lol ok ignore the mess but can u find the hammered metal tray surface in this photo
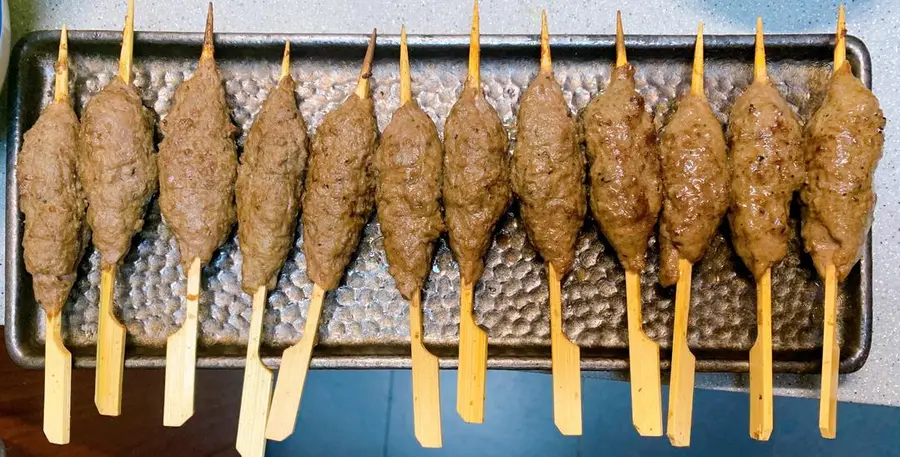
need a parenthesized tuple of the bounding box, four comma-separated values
(6, 31, 872, 372)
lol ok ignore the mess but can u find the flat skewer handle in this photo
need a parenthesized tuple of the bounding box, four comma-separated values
(548, 263, 582, 436)
(749, 268, 773, 440)
(667, 259, 696, 447)
(95, 265, 126, 416)
(410, 290, 443, 447)
(624, 270, 662, 436)
(236, 287, 274, 457)
(44, 312, 72, 445)
(457, 279, 488, 423)
(819, 264, 839, 438)
(163, 258, 202, 427)
(264, 284, 325, 441)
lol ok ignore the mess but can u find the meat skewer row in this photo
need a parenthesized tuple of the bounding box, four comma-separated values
(662, 23, 729, 447)
(234, 41, 309, 457)
(19, 26, 87, 445)
(446, 0, 510, 424)
(804, 6, 884, 438)
(513, 11, 586, 436)
(79, 0, 158, 417)
(159, 2, 239, 426)
(727, 17, 804, 441)
(580, 11, 663, 436)
(375, 26, 444, 447)
(265, 30, 379, 442)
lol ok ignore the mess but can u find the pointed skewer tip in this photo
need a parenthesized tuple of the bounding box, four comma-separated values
(615, 10, 627, 67)
(354, 29, 377, 99)
(201, 2, 215, 62)
(468, 0, 481, 87)
(540, 10, 551, 72)
(400, 25, 412, 105)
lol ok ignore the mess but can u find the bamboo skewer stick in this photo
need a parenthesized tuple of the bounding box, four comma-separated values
(747, 18, 774, 441)
(163, 257, 201, 426)
(236, 287, 274, 457)
(667, 26, 704, 447)
(818, 11, 846, 438)
(549, 263, 582, 436)
(819, 264, 839, 438)
(43, 27, 73, 446)
(398, 27, 443, 447)
(94, 2, 138, 417)
(264, 30, 376, 442)
(264, 285, 325, 441)
(615, 11, 663, 437)
(541, 11, 582, 436)
(750, 268, 773, 440)
(667, 258, 696, 447)
(456, 0, 489, 425)
(625, 271, 662, 436)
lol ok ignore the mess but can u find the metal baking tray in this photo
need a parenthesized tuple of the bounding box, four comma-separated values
(6, 30, 872, 373)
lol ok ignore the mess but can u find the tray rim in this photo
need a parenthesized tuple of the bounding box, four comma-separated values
(4, 30, 873, 373)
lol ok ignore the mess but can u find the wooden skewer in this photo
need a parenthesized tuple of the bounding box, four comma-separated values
(625, 271, 663, 436)
(399, 25, 412, 105)
(819, 264, 839, 438)
(410, 290, 443, 447)
(819, 9, 845, 439)
(691, 22, 704, 97)
(264, 285, 325, 441)
(457, 277, 487, 423)
(354, 29, 377, 99)
(615, 13, 663, 436)
(548, 263, 582, 436)
(44, 28, 73, 445)
(750, 268, 773, 440)
(95, 266, 125, 416)
(200, 2, 214, 63)
(834, 4, 846, 74)
(163, 257, 201, 426)
(235, 287, 274, 457)
(398, 27, 443, 447)
(667, 258, 696, 447)
(53, 26, 69, 104)
(539, 10, 551, 73)
(467, 0, 480, 88)
(542, 12, 582, 436)
(265, 35, 376, 441)
(118, 0, 135, 85)
(615, 11, 627, 68)
(456, 0, 489, 425)
(94, 3, 138, 418)
(668, 26, 704, 447)
(279, 41, 291, 82)
(747, 19, 774, 441)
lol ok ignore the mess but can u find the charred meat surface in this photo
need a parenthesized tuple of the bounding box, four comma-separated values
(581, 65, 661, 272)
(658, 93, 729, 286)
(375, 101, 444, 300)
(236, 76, 309, 295)
(79, 78, 158, 268)
(19, 103, 88, 314)
(159, 58, 238, 269)
(728, 81, 804, 280)
(303, 94, 379, 291)
(443, 85, 510, 284)
(512, 71, 586, 277)
(801, 63, 885, 281)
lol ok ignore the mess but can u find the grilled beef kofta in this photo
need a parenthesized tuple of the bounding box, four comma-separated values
(79, 80, 158, 269)
(236, 66, 309, 294)
(303, 90, 379, 291)
(375, 101, 444, 300)
(19, 96, 87, 315)
(158, 53, 238, 269)
(512, 69, 586, 277)
(728, 80, 804, 280)
(801, 62, 885, 281)
(581, 64, 661, 272)
(658, 94, 729, 287)
(443, 83, 510, 285)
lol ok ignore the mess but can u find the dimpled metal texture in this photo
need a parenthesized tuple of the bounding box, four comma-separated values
(7, 32, 869, 371)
